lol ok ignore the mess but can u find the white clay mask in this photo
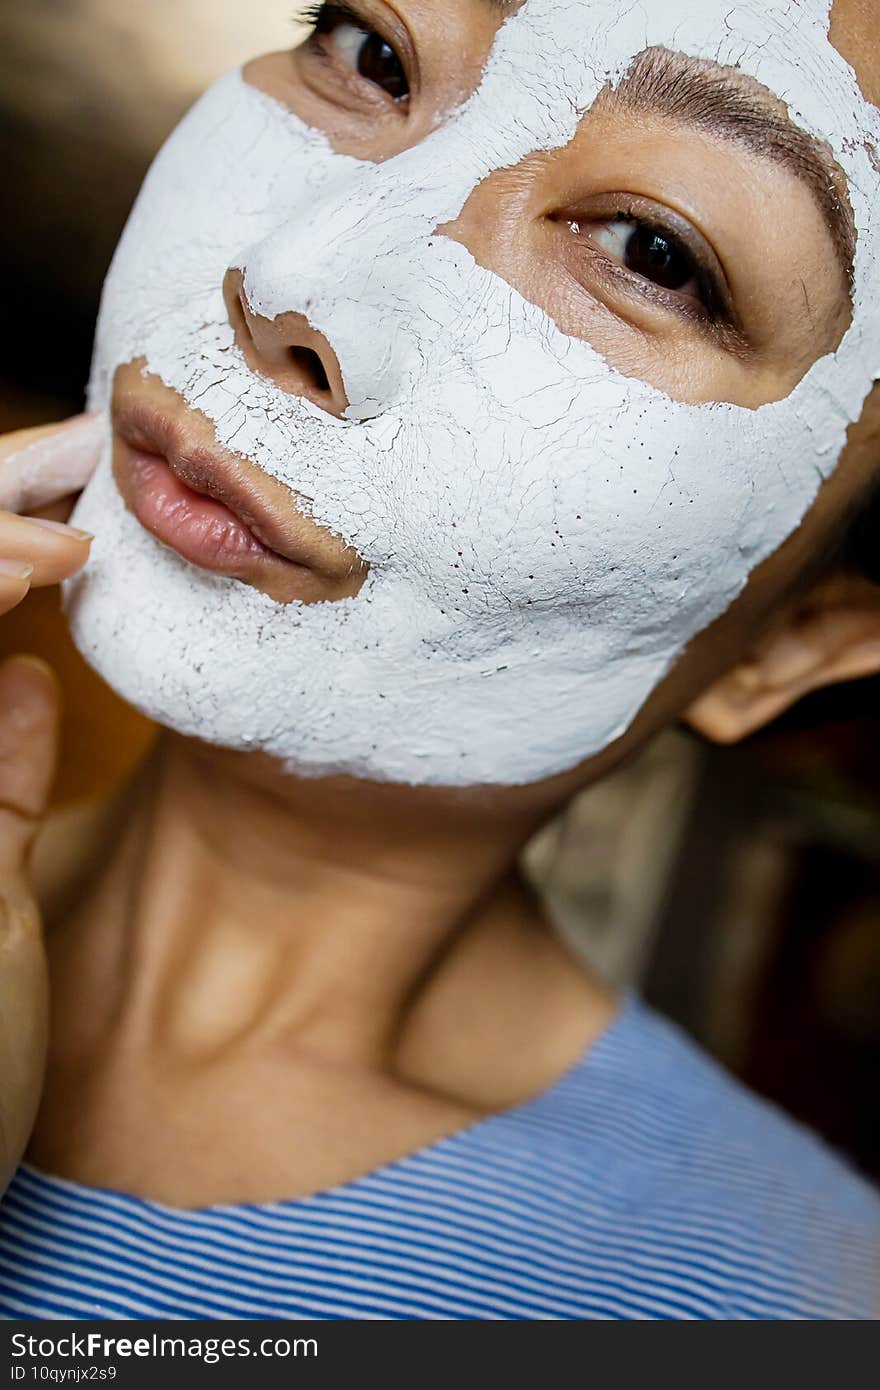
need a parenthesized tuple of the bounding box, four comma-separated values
(67, 0, 880, 786)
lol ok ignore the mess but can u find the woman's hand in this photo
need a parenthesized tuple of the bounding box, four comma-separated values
(0, 415, 102, 1190)
(0, 414, 103, 614)
(0, 655, 59, 1193)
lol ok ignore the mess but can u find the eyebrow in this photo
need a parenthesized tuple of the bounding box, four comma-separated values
(608, 47, 856, 281)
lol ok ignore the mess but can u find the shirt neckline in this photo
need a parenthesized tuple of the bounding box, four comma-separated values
(17, 989, 640, 1219)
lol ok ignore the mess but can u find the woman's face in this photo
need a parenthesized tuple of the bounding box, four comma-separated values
(67, 0, 880, 787)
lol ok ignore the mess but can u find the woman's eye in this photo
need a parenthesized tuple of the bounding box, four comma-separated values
(574, 216, 701, 298)
(309, 3, 409, 102)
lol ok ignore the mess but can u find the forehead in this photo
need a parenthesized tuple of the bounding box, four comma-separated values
(474, 0, 863, 157)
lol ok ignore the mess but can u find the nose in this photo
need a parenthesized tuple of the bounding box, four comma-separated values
(223, 269, 349, 418)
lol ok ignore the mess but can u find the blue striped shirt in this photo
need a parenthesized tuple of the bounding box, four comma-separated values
(1, 992, 877, 1319)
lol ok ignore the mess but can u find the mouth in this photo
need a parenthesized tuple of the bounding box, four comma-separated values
(110, 393, 366, 605)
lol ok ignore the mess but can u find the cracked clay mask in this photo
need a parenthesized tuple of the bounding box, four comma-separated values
(68, 0, 880, 786)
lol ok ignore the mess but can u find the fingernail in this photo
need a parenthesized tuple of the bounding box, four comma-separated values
(0, 560, 34, 582)
(26, 517, 93, 541)
(6, 653, 53, 678)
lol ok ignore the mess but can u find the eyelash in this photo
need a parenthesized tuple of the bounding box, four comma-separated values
(561, 209, 738, 336)
(300, 1, 343, 28)
(299, 2, 410, 104)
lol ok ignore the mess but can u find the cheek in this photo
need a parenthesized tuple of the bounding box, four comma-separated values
(380, 230, 844, 670)
(380, 251, 739, 626)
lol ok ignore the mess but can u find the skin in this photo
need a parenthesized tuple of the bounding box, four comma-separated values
(0, 0, 879, 1207)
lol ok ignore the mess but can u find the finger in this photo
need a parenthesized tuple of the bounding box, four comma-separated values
(0, 511, 92, 587)
(0, 563, 34, 618)
(0, 412, 104, 514)
(0, 656, 60, 874)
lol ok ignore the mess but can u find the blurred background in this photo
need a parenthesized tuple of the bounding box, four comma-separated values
(2, 0, 878, 1181)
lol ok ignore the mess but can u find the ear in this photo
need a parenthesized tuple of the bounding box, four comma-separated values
(684, 573, 880, 744)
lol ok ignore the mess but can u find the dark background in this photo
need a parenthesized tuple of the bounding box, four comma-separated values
(2, 0, 878, 1180)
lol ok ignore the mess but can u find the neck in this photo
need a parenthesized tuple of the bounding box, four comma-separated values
(60, 733, 554, 1070)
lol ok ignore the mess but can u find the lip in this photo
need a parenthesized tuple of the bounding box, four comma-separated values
(111, 396, 365, 603)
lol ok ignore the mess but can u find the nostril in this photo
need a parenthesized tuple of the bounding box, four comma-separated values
(224, 269, 345, 412)
(288, 345, 331, 395)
